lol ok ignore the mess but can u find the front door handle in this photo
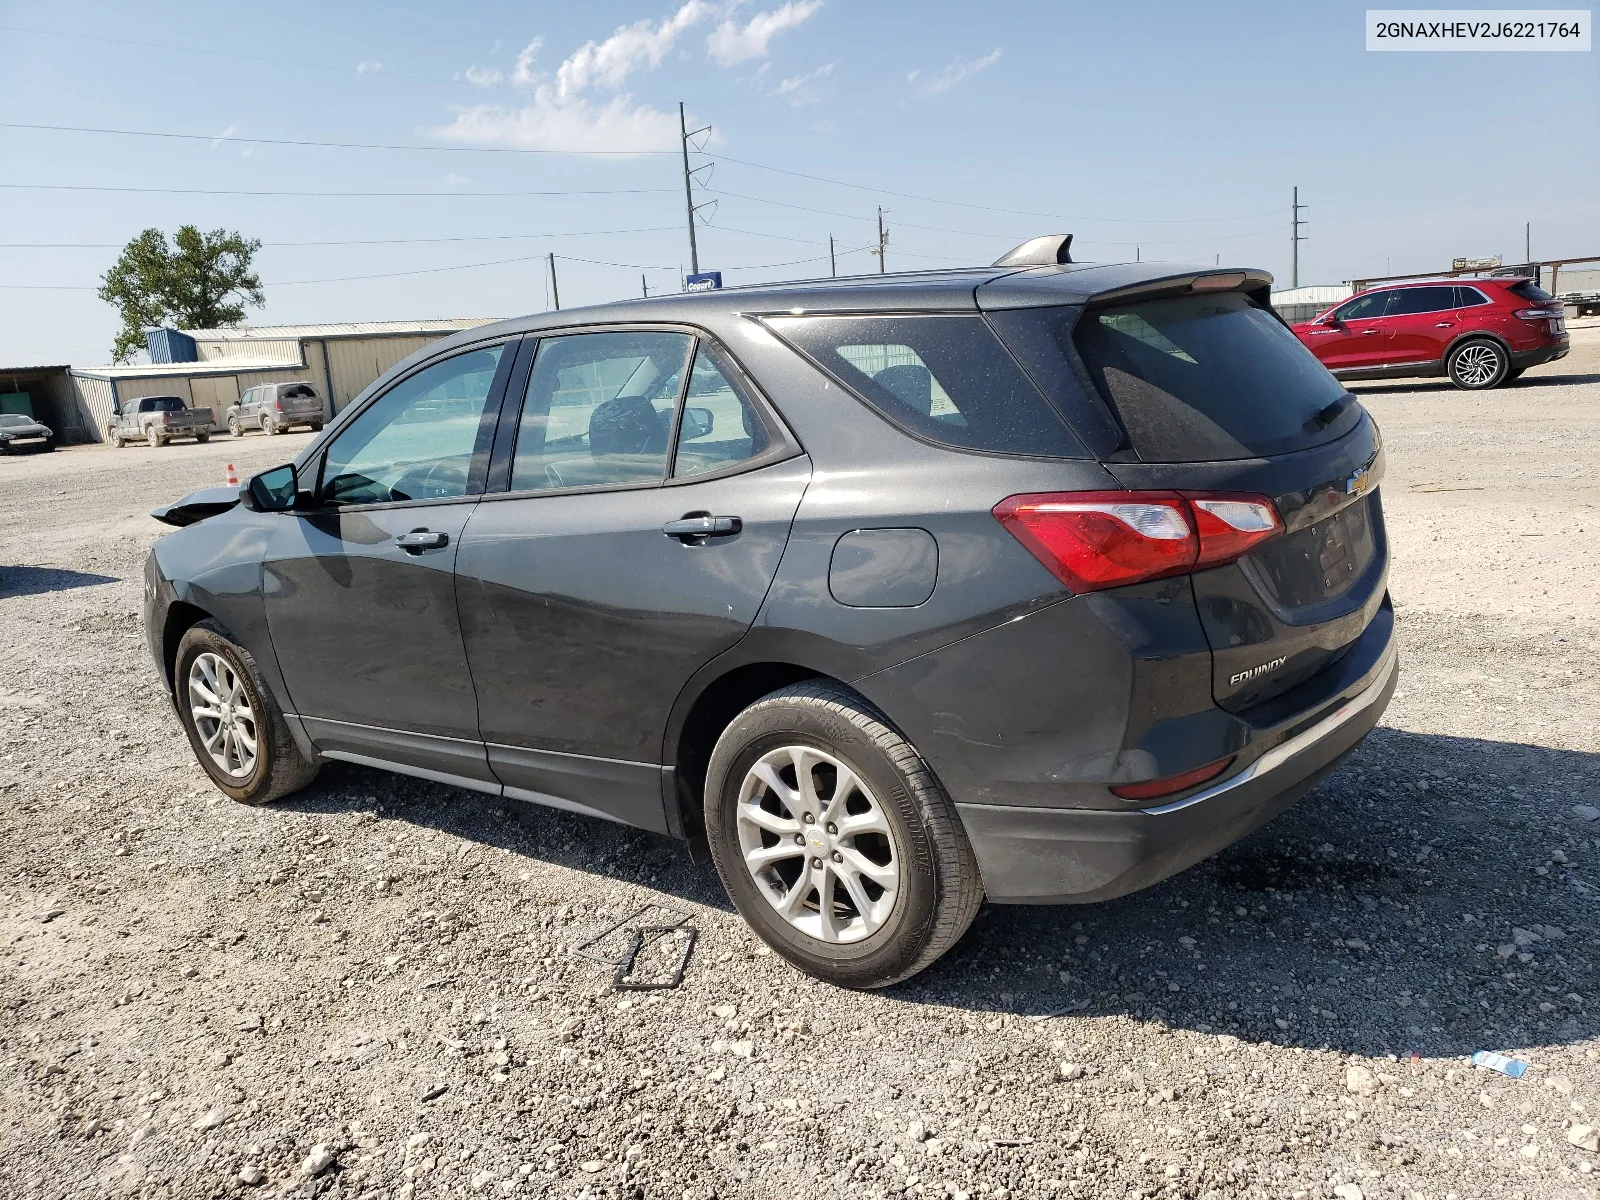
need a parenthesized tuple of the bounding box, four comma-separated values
(1360, 329, 1382, 336)
(396, 529, 449, 552)
(662, 514, 742, 541)
(1434, 321, 1454, 327)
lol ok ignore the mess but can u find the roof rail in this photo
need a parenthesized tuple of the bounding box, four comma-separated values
(993, 234, 1074, 268)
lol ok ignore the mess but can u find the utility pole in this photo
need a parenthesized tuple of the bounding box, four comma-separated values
(641, 274, 649, 299)
(548, 253, 560, 311)
(1525, 221, 1530, 262)
(1291, 186, 1308, 288)
(679, 102, 713, 276)
(829, 234, 836, 278)
(873, 207, 888, 273)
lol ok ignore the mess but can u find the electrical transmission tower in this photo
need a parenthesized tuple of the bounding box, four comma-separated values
(679, 103, 716, 279)
(1291, 187, 1308, 288)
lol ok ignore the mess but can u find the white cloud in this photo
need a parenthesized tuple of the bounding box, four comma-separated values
(209, 123, 237, 151)
(512, 38, 543, 87)
(432, 97, 679, 154)
(441, 172, 472, 187)
(914, 47, 1002, 94)
(555, 2, 710, 99)
(355, 60, 382, 73)
(772, 61, 834, 104)
(708, 0, 822, 65)
(465, 64, 504, 86)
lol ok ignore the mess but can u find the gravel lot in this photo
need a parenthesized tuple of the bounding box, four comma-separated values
(1, 329, 1597, 1200)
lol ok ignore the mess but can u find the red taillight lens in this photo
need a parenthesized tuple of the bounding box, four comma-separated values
(994, 490, 1283, 593)
(1110, 756, 1234, 801)
(1187, 495, 1284, 569)
(1513, 307, 1560, 321)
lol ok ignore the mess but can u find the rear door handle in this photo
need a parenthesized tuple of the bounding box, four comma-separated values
(396, 529, 449, 552)
(662, 515, 742, 541)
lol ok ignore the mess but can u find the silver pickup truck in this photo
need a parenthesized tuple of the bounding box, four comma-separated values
(108, 395, 214, 448)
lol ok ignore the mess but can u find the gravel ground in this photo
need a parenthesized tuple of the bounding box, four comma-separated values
(1, 330, 1597, 1200)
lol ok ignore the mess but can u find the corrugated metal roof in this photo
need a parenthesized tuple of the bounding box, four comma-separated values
(71, 359, 306, 379)
(0, 365, 73, 374)
(1270, 285, 1352, 305)
(184, 319, 499, 341)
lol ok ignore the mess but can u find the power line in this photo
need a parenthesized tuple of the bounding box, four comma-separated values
(0, 182, 674, 199)
(0, 121, 675, 156)
(0, 226, 682, 250)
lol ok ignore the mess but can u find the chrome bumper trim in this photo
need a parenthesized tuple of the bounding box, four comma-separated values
(1141, 646, 1398, 817)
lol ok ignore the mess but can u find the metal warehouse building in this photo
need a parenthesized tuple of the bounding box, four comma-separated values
(67, 318, 496, 443)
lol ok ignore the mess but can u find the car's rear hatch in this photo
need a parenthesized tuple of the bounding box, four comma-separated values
(984, 268, 1388, 713)
(278, 386, 322, 415)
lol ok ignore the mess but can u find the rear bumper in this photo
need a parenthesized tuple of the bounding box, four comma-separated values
(1511, 340, 1568, 370)
(958, 617, 1397, 904)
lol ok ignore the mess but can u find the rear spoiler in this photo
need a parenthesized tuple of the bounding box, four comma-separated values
(1083, 268, 1276, 310)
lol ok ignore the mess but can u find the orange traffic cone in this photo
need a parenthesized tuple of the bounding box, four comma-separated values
(225, 463, 239, 486)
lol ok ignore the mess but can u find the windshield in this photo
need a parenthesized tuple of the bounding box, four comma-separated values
(0, 414, 34, 427)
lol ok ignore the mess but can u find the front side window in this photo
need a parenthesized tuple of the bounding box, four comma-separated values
(511, 331, 692, 492)
(765, 314, 1084, 457)
(673, 343, 771, 478)
(1334, 291, 1394, 321)
(320, 344, 505, 506)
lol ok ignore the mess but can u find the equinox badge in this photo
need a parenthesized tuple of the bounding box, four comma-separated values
(1230, 656, 1287, 686)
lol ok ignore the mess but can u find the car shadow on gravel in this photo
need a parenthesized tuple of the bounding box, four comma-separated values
(1350, 371, 1600, 395)
(896, 726, 1600, 1061)
(272, 727, 1597, 1061)
(0, 565, 120, 598)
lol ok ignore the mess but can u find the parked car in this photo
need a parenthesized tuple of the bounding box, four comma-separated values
(226, 381, 327, 437)
(1291, 277, 1569, 389)
(0, 413, 54, 453)
(108, 395, 213, 447)
(144, 241, 1396, 988)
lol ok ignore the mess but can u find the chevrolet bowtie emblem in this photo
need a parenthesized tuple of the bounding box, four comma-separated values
(1344, 466, 1372, 497)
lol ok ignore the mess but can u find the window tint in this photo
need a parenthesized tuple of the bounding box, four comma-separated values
(511, 331, 691, 492)
(765, 314, 1084, 457)
(1389, 286, 1457, 316)
(673, 343, 771, 478)
(141, 397, 185, 412)
(1454, 286, 1491, 307)
(282, 383, 317, 399)
(321, 345, 505, 506)
(1072, 291, 1356, 462)
(1334, 291, 1394, 321)
(1508, 280, 1554, 303)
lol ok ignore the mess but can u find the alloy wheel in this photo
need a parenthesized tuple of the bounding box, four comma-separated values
(1453, 343, 1503, 387)
(735, 745, 900, 944)
(187, 651, 258, 780)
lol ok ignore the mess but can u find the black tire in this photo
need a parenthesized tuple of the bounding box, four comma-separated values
(108, 425, 124, 448)
(703, 681, 983, 988)
(310, 421, 324, 433)
(229, 417, 243, 438)
(1446, 338, 1509, 390)
(264, 415, 282, 435)
(195, 432, 210, 444)
(174, 619, 320, 805)
(147, 426, 163, 448)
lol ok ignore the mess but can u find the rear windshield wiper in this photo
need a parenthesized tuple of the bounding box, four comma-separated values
(1303, 393, 1354, 433)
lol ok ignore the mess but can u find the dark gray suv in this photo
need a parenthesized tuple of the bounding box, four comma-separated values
(144, 240, 1395, 987)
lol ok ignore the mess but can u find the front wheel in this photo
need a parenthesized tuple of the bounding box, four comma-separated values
(1447, 338, 1509, 390)
(108, 425, 124, 448)
(174, 620, 320, 805)
(703, 681, 983, 988)
(229, 417, 243, 438)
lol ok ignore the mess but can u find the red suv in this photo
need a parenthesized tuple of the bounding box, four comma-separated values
(1291, 277, 1568, 390)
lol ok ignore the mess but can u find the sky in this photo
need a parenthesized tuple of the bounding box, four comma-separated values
(1, 0, 1595, 367)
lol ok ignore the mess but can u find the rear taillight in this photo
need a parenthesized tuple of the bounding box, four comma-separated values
(993, 490, 1284, 594)
(1513, 307, 1561, 321)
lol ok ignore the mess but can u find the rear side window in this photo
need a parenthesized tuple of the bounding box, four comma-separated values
(1389, 286, 1456, 315)
(764, 314, 1086, 457)
(1071, 292, 1356, 462)
(1454, 286, 1491, 307)
(1508, 280, 1554, 303)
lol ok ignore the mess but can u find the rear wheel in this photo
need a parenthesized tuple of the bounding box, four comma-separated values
(1447, 338, 1509, 390)
(703, 681, 983, 988)
(310, 421, 324, 432)
(174, 620, 320, 805)
(195, 432, 210, 444)
(147, 426, 164, 448)
(263, 415, 281, 435)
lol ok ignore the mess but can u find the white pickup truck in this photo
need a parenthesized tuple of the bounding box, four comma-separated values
(108, 395, 214, 448)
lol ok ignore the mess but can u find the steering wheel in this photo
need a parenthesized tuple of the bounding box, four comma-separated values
(390, 460, 467, 501)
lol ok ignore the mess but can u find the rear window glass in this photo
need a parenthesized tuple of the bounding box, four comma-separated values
(281, 384, 317, 399)
(764, 314, 1085, 457)
(1071, 292, 1357, 462)
(141, 397, 185, 412)
(1508, 280, 1554, 303)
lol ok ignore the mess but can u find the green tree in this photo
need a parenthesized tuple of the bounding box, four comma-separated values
(97, 226, 263, 363)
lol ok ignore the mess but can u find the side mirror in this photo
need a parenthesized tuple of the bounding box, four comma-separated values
(681, 406, 715, 441)
(243, 463, 300, 512)
(1316, 313, 1342, 327)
